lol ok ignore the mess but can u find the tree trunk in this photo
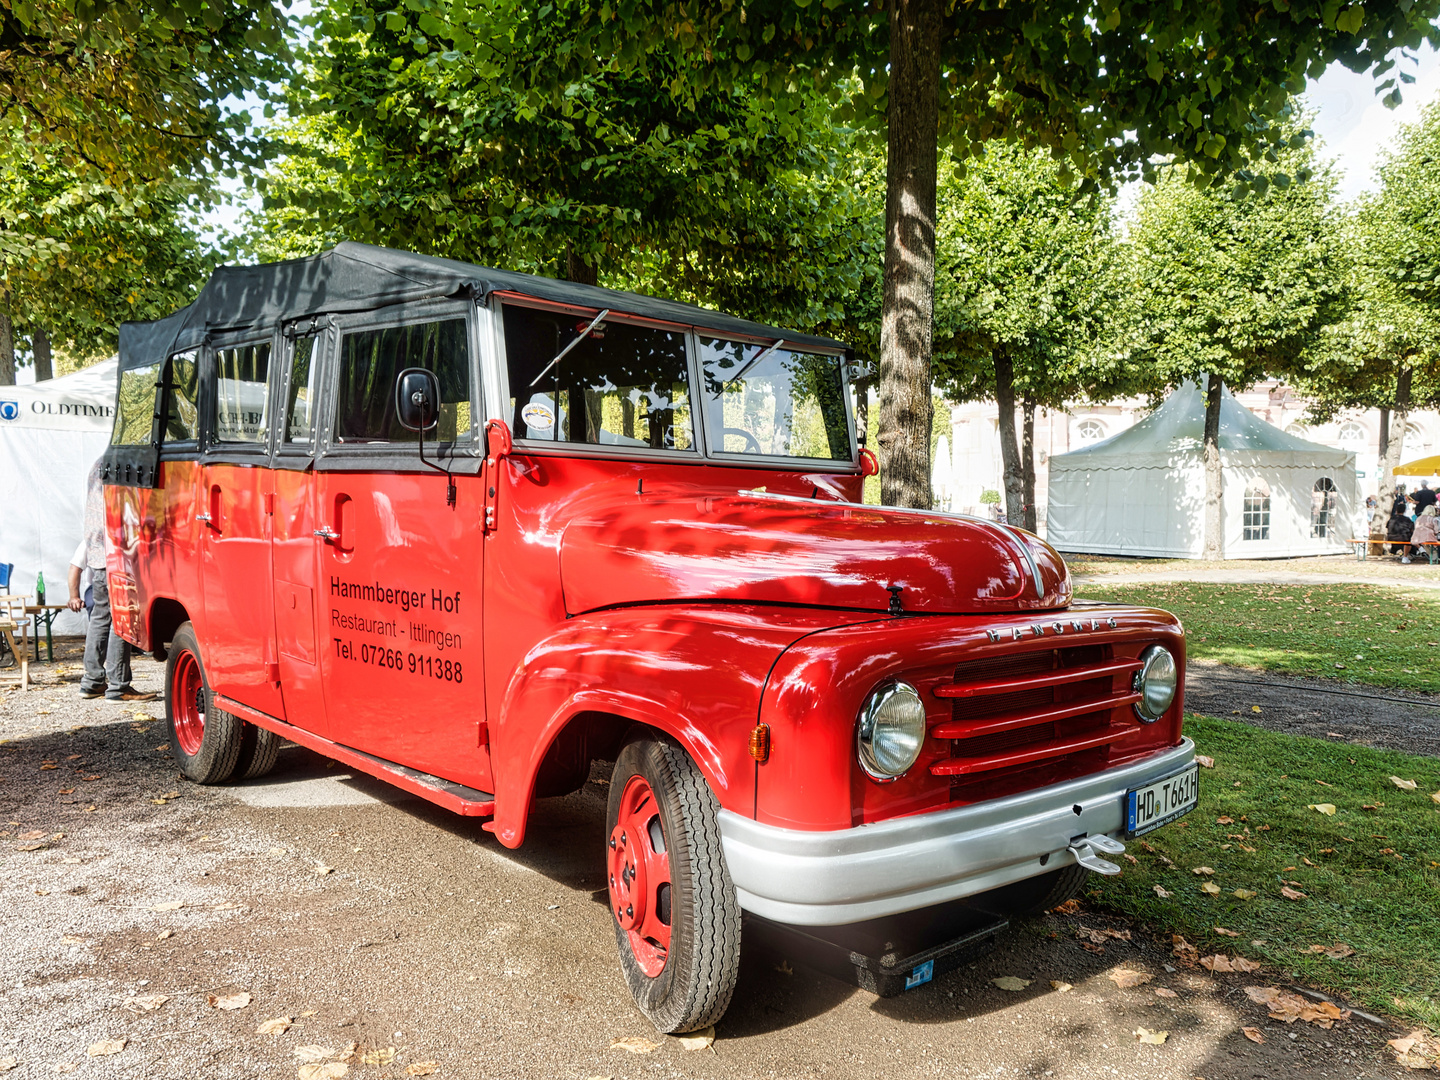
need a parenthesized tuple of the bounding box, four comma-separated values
(564, 245, 598, 287)
(1021, 398, 1037, 532)
(1377, 406, 1392, 508)
(0, 310, 14, 386)
(993, 347, 1024, 525)
(1381, 367, 1412, 507)
(32, 326, 53, 381)
(1202, 374, 1224, 560)
(875, 0, 940, 509)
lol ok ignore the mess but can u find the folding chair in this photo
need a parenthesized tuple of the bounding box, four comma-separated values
(0, 593, 30, 691)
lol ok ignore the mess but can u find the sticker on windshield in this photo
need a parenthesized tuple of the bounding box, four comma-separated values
(521, 402, 555, 432)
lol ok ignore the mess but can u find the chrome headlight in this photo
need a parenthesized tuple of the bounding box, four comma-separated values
(856, 681, 926, 781)
(1133, 645, 1178, 723)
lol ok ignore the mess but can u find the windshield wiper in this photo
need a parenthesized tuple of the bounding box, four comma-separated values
(725, 338, 785, 385)
(529, 308, 610, 388)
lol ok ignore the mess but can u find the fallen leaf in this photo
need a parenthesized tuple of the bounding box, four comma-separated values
(0, 1059, 15, 1071)
(257, 1017, 293, 1035)
(675, 1027, 714, 1051)
(294, 1047, 338, 1064)
(17, 843, 45, 851)
(1390, 777, 1418, 791)
(1315, 779, 1332, 786)
(1107, 968, 1153, 989)
(1280, 887, 1307, 901)
(1135, 1027, 1168, 1045)
(610, 1037, 659, 1054)
(40, 763, 58, 771)
(1200, 882, 1221, 896)
(1216, 816, 1234, 824)
(1154, 988, 1179, 999)
(1214, 927, 1239, 937)
(1201, 955, 1234, 972)
(60, 936, 84, 945)
(212, 902, 241, 912)
(1242, 1027, 1266, 1044)
(406, 1065, 439, 1077)
(150, 900, 184, 912)
(1171, 935, 1198, 963)
(297, 1065, 349, 1080)
(1050, 981, 1073, 993)
(156, 930, 174, 940)
(18, 830, 44, 840)
(1308, 943, 1356, 959)
(1152, 885, 1173, 898)
(1431, 790, 1440, 805)
(58, 788, 74, 795)
(1196, 755, 1215, 768)
(360, 1048, 395, 1066)
(315, 865, 334, 876)
(209, 992, 252, 1010)
(1078, 926, 1131, 944)
(1053, 898, 1081, 915)
(1244, 985, 1351, 1027)
(86, 1040, 126, 1057)
(1233, 889, 1257, 900)
(1192, 866, 1214, 876)
(124, 994, 168, 1012)
(992, 976, 1031, 991)
(1308, 803, 1337, 816)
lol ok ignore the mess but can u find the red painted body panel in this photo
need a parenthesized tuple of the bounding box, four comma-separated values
(107, 461, 205, 652)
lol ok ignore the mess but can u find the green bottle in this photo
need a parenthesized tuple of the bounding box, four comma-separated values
(35, 571, 45, 605)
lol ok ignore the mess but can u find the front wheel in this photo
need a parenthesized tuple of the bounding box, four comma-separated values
(165, 622, 243, 784)
(607, 736, 741, 1033)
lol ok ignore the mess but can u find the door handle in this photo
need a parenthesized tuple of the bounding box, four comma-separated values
(195, 514, 213, 525)
(313, 527, 339, 543)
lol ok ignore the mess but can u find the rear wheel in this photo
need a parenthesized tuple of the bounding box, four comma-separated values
(165, 622, 243, 784)
(607, 736, 740, 1034)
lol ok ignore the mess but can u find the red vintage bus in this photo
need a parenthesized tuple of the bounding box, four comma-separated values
(105, 243, 1194, 1032)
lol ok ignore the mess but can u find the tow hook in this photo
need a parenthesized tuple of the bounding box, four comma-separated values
(1067, 833, 1126, 876)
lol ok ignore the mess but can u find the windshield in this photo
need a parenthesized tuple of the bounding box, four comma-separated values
(698, 339, 853, 462)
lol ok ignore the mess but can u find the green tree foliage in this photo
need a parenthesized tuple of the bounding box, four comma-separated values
(247, 7, 877, 337)
(389, 0, 1440, 508)
(0, 0, 290, 182)
(931, 144, 1122, 528)
(1121, 135, 1348, 557)
(0, 139, 214, 382)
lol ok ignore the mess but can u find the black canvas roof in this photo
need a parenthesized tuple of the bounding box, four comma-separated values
(118, 241, 847, 373)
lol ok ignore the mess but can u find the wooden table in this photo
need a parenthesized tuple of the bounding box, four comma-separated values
(25, 604, 67, 662)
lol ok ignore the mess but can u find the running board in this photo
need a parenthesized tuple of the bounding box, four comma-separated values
(214, 695, 496, 818)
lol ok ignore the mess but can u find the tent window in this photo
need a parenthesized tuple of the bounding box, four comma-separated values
(112, 362, 161, 446)
(1243, 486, 1270, 541)
(162, 350, 200, 444)
(335, 318, 473, 444)
(1311, 477, 1338, 538)
(213, 342, 272, 445)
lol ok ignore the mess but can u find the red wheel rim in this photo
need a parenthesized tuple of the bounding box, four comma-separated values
(608, 775, 672, 977)
(172, 651, 206, 757)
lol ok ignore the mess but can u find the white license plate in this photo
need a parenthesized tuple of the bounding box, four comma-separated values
(1125, 764, 1199, 837)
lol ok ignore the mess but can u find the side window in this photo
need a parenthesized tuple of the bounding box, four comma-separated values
(334, 318, 472, 444)
(698, 339, 851, 461)
(502, 303, 694, 451)
(284, 334, 320, 444)
(163, 350, 200, 444)
(213, 341, 272, 445)
(112, 362, 160, 446)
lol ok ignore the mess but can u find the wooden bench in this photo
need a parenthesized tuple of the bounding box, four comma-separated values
(1348, 538, 1440, 564)
(0, 593, 30, 691)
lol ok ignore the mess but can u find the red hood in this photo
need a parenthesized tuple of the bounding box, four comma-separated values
(558, 491, 1071, 616)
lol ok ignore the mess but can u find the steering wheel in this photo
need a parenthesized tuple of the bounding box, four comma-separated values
(722, 427, 764, 454)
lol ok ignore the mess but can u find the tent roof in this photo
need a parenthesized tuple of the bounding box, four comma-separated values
(1050, 380, 1351, 468)
(0, 357, 117, 431)
(119, 241, 846, 373)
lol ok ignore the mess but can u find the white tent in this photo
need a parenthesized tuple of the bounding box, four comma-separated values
(0, 359, 117, 633)
(1046, 381, 1358, 559)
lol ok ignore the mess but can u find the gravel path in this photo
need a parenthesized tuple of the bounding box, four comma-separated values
(0, 646, 1422, 1079)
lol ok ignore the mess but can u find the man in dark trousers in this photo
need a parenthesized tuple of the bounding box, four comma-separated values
(78, 457, 156, 702)
(1411, 480, 1438, 516)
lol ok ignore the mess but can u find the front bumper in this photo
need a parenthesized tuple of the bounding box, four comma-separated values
(718, 738, 1195, 926)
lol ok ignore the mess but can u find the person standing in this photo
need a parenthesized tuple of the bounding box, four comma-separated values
(1392, 484, 1409, 519)
(1411, 480, 1438, 516)
(78, 458, 155, 701)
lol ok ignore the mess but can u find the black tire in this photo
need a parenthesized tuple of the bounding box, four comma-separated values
(234, 720, 282, 780)
(607, 736, 741, 1034)
(165, 622, 243, 784)
(1015, 863, 1089, 916)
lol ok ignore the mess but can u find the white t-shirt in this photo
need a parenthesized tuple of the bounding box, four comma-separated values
(70, 540, 87, 571)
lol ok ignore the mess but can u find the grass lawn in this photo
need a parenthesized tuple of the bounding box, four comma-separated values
(1077, 580, 1440, 694)
(1088, 715, 1440, 1028)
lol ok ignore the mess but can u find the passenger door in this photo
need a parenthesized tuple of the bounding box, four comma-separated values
(198, 336, 285, 718)
(312, 304, 490, 785)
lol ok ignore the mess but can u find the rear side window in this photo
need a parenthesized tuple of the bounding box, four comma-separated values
(163, 350, 200, 444)
(503, 304, 694, 451)
(334, 319, 473, 444)
(284, 334, 319, 444)
(698, 339, 851, 461)
(214, 342, 272, 444)
(112, 363, 159, 446)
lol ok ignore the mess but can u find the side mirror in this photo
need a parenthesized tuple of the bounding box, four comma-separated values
(395, 367, 440, 432)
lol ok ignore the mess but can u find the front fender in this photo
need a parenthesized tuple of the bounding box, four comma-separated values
(488, 604, 875, 848)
